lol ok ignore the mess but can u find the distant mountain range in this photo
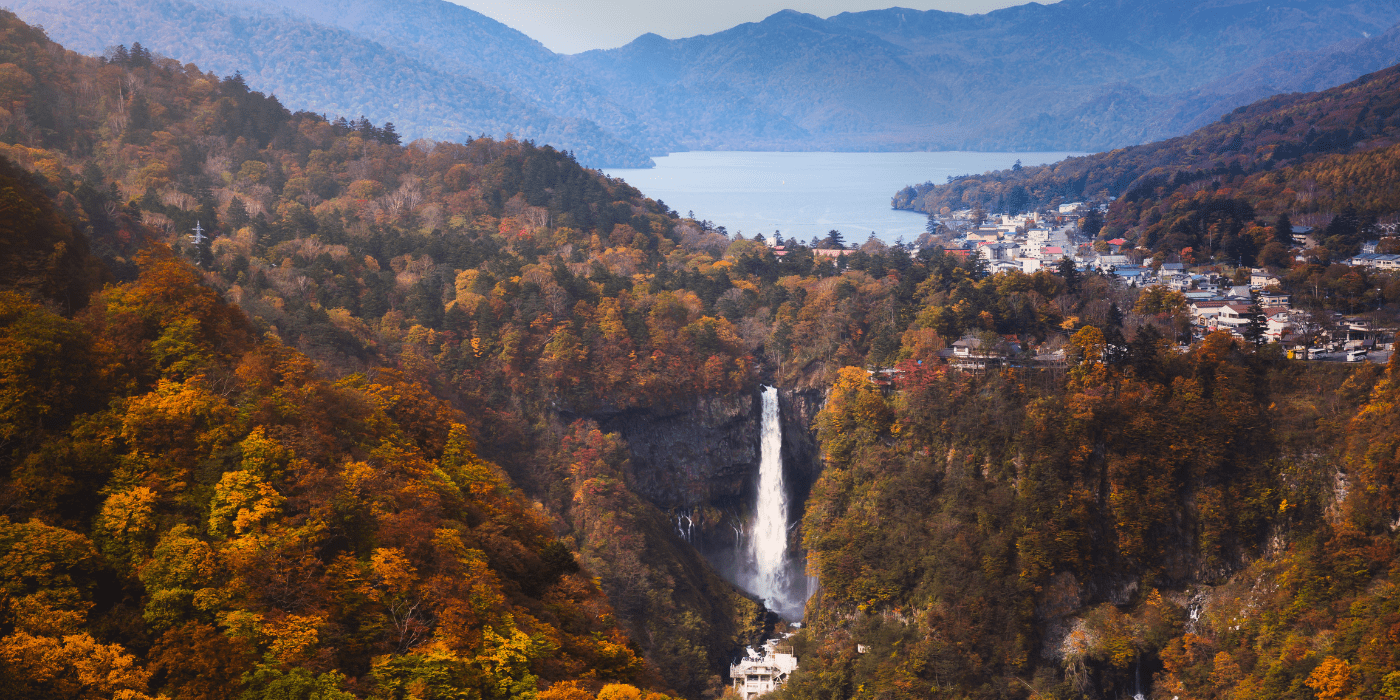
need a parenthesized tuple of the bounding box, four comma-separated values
(6, 0, 658, 166)
(569, 0, 1400, 152)
(10, 0, 1400, 166)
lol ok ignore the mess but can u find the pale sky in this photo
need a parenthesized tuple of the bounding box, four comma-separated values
(452, 0, 1041, 54)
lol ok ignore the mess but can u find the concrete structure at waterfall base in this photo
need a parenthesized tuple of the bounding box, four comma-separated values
(730, 642, 798, 700)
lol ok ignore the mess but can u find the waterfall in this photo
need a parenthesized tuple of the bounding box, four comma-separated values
(748, 386, 791, 614)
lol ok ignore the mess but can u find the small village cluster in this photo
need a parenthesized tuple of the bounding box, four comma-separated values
(955, 205, 1393, 361)
(806, 203, 1397, 369)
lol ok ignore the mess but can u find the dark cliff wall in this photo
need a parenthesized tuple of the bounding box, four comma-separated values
(576, 387, 825, 594)
(780, 388, 825, 523)
(585, 388, 824, 540)
(596, 392, 763, 511)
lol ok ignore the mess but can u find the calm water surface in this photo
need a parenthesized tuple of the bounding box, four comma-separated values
(605, 151, 1083, 244)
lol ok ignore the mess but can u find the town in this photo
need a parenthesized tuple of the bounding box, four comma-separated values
(764, 202, 1397, 371)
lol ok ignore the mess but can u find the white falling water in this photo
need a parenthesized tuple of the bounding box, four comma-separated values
(749, 386, 789, 613)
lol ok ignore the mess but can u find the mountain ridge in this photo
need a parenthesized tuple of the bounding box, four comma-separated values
(15, 0, 1400, 160)
(570, 0, 1400, 151)
(6, 0, 657, 167)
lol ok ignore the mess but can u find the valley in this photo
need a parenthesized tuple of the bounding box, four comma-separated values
(0, 3, 1399, 700)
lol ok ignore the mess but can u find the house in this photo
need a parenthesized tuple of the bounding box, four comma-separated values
(1348, 253, 1400, 270)
(979, 241, 1021, 261)
(1027, 228, 1072, 250)
(1160, 262, 1186, 275)
(812, 248, 858, 258)
(1190, 300, 1231, 324)
(1213, 303, 1256, 334)
(1017, 256, 1044, 273)
(1264, 308, 1296, 339)
(1259, 291, 1291, 307)
(1250, 270, 1282, 288)
(1110, 266, 1150, 284)
(950, 336, 1006, 371)
(1093, 254, 1131, 271)
(952, 337, 985, 357)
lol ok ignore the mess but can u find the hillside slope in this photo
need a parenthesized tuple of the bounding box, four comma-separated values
(0, 140, 661, 700)
(212, 0, 673, 154)
(893, 61, 1400, 264)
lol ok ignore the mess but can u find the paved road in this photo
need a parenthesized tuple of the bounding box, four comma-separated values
(1295, 349, 1392, 364)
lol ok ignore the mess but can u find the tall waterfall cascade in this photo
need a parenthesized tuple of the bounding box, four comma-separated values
(749, 386, 788, 608)
(740, 386, 813, 620)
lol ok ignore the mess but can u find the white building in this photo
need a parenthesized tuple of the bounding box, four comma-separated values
(1026, 227, 1072, 249)
(730, 640, 798, 700)
(979, 241, 1021, 261)
(1250, 269, 1281, 288)
(1348, 253, 1400, 270)
(1093, 254, 1131, 271)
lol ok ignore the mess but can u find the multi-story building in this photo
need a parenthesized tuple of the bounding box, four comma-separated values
(730, 642, 798, 700)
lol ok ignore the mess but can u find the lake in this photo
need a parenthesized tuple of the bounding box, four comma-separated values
(604, 151, 1083, 245)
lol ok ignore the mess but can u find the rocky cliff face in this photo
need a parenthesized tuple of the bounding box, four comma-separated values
(595, 392, 762, 511)
(586, 388, 823, 544)
(780, 388, 825, 519)
(560, 387, 824, 600)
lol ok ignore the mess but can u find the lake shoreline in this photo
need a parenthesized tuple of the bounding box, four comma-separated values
(605, 151, 1083, 244)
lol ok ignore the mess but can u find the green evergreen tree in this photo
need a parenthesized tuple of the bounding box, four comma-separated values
(1057, 257, 1081, 293)
(1242, 302, 1267, 346)
(1273, 212, 1294, 245)
(226, 197, 250, 230)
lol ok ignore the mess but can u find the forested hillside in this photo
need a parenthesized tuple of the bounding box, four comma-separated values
(4, 9, 1400, 700)
(784, 334, 1400, 700)
(0, 119, 656, 699)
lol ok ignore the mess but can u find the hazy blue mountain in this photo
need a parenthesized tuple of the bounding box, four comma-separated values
(569, 0, 1400, 151)
(212, 0, 676, 153)
(987, 20, 1400, 150)
(11, 0, 1400, 158)
(7, 0, 655, 166)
